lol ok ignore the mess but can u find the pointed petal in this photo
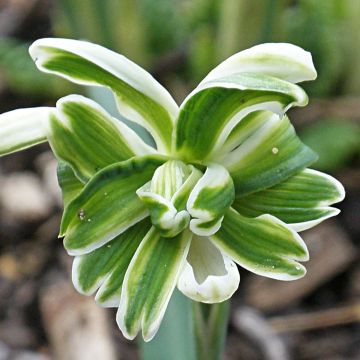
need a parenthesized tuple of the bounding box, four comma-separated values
(233, 169, 345, 231)
(29, 38, 178, 153)
(72, 219, 151, 308)
(57, 162, 84, 209)
(48, 95, 155, 181)
(202, 43, 317, 84)
(117, 228, 191, 341)
(222, 113, 317, 196)
(0, 107, 52, 156)
(175, 73, 308, 161)
(61, 155, 167, 255)
(187, 164, 235, 236)
(177, 236, 239, 303)
(211, 208, 309, 281)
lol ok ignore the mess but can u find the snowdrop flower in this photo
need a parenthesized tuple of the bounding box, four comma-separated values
(0, 39, 344, 341)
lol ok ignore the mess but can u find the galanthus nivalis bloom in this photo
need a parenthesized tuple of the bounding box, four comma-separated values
(0, 39, 344, 341)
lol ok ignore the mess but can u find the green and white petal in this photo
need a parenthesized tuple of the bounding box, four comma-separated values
(211, 208, 309, 281)
(177, 236, 239, 303)
(117, 227, 192, 341)
(202, 43, 317, 84)
(187, 164, 235, 236)
(137, 184, 190, 238)
(137, 161, 202, 237)
(61, 155, 167, 255)
(72, 219, 150, 307)
(0, 107, 52, 156)
(48, 95, 155, 182)
(29, 38, 178, 153)
(175, 73, 308, 161)
(221, 113, 317, 196)
(233, 169, 345, 232)
(57, 162, 84, 209)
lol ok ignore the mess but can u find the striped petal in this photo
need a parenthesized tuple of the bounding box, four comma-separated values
(61, 155, 167, 255)
(174, 73, 308, 161)
(221, 112, 317, 196)
(0, 107, 52, 156)
(187, 164, 235, 236)
(72, 219, 151, 307)
(57, 162, 84, 209)
(177, 236, 239, 303)
(47, 95, 155, 182)
(211, 208, 309, 281)
(29, 38, 178, 153)
(233, 169, 345, 232)
(202, 43, 317, 84)
(117, 227, 191, 341)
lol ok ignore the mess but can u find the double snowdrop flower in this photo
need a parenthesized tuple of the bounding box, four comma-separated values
(0, 39, 344, 341)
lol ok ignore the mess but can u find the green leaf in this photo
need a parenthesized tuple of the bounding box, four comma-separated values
(187, 164, 235, 236)
(72, 218, 151, 307)
(0, 107, 52, 156)
(29, 38, 178, 153)
(300, 119, 360, 171)
(211, 208, 309, 280)
(177, 236, 239, 303)
(203, 42, 317, 84)
(233, 168, 345, 231)
(61, 154, 167, 255)
(221, 112, 318, 196)
(117, 227, 191, 341)
(48, 95, 154, 181)
(57, 162, 84, 209)
(175, 73, 308, 161)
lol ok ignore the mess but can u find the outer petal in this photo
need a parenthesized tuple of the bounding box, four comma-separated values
(187, 164, 235, 236)
(72, 219, 151, 307)
(57, 162, 84, 209)
(29, 38, 178, 153)
(48, 95, 155, 181)
(61, 155, 167, 255)
(233, 169, 345, 232)
(221, 113, 317, 196)
(211, 208, 309, 281)
(202, 43, 317, 84)
(0, 107, 52, 156)
(174, 73, 308, 161)
(117, 227, 191, 341)
(177, 236, 239, 303)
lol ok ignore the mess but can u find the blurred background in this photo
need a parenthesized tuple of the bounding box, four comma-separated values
(0, 0, 360, 359)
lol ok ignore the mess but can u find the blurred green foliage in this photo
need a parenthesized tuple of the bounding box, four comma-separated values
(300, 119, 360, 172)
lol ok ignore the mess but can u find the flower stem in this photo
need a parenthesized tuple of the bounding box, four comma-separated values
(192, 300, 230, 360)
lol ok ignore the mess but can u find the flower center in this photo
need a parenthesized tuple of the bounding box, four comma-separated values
(137, 160, 235, 238)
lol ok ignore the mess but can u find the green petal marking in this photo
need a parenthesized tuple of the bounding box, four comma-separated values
(177, 236, 239, 303)
(72, 218, 151, 307)
(174, 72, 308, 161)
(202, 42, 317, 84)
(117, 227, 191, 341)
(29, 38, 178, 153)
(137, 160, 202, 237)
(211, 208, 309, 281)
(233, 169, 345, 231)
(0, 107, 52, 156)
(47, 95, 154, 182)
(61, 154, 167, 256)
(221, 113, 317, 196)
(187, 164, 235, 236)
(57, 162, 84, 209)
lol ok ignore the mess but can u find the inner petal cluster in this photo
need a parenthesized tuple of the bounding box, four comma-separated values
(137, 160, 235, 237)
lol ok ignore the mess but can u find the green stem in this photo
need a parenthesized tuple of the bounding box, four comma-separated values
(193, 300, 230, 360)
